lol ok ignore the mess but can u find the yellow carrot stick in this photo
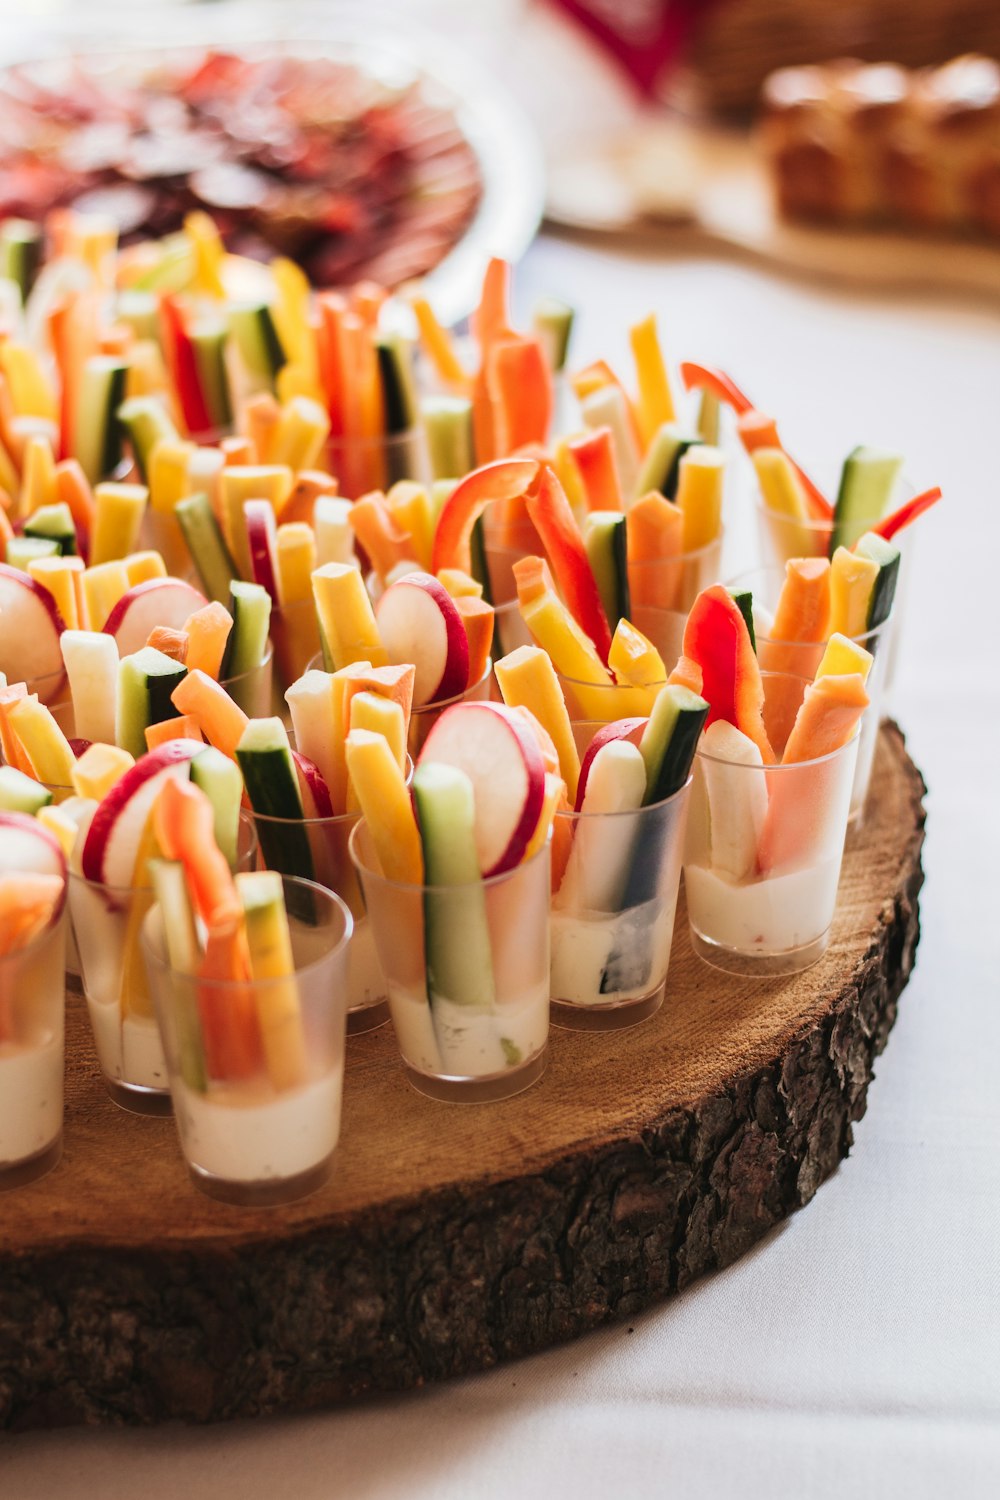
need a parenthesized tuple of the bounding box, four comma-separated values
(410, 295, 469, 390)
(629, 313, 676, 443)
(345, 728, 423, 883)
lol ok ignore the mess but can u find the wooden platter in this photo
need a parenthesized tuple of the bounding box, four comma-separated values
(0, 722, 925, 1432)
(545, 123, 1000, 303)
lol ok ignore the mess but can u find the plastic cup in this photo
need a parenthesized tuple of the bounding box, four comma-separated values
(250, 758, 414, 1036)
(727, 564, 894, 823)
(628, 532, 725, 651)
(551, 723, 690, 1029)
(69, 810, 257, 1115)
(0, 903, 66, 1190)
(683, 671, 861, 976)
(350, 820, 550, 1103)
(324, 428, 429, 502)
(143, 876, 352, 1207)
(271, 599, 323, 691)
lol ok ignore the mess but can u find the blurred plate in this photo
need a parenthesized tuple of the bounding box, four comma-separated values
(0, 0, 546, 324)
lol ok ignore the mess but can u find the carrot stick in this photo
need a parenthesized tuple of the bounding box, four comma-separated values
(144, 715, 203, 750)
(759, 558, 831, 677)
(781, 671, 869, 765)
(471, 257, 512, 353)
(348, 490, 413, 580)
(411, 295, 468, 390)
(626, 491, 683, 609)
(170, 669, 248, 759)
(486, 337, 553, 457)
(316, 291, 347, 437)
(567, 427, 624, 512)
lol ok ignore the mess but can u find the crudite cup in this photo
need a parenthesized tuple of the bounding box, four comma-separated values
(684, 671, 861, 976)
(550, 724, 690, 1029)
(753, 481, 915, 696)
(351, 821, 550, 1102)
(70, 810, 257, 1114)
(304, 651, 494, 759)
(0, 901, 66, 1189)
(251, 761, 414, 1034)
(143, 875, 352, 1206)
(728, 566, 894, 822)
(325, 428, 429, 502)
(627, 533, 725, 670)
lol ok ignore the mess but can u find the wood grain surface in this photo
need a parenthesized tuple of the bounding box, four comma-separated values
(0, 722, 925, 1431)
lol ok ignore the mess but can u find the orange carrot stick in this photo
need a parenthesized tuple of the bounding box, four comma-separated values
(486, 337, 553, 457)
(146, 626, 189, 663)
(170, 670, 248, 759)
(781, 671, 869, 765)
(626, 491, 684, 609)
(454, 596, 495, 687)
(758, 558, 831, 676)
(144, 715, 203, 751)
(183, 601, 233, 679)
(348, 491, 413, 580)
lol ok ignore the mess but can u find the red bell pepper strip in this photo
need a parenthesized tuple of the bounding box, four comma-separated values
(681, 585, 774, 763)
(566, 426, 624, 511)
(316, 291, 347, 437)
(867, 485, 942, 543)
(736, 409, 833, 522)
(524, 464, 614, 665)
(160, 295, 213, 437)
(680, 361, 754, 415)
(431, 457, 540, 576)
(487, 336, 553, 456)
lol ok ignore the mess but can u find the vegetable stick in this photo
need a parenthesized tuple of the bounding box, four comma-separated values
(146, 625, 188, 663)
(580, 384, 639, 498)
(682, 585, 774, 763)
(242, 393, 280, 464)
(567, 427, 624, 512)
(312, 495, 354, 568)
(21, 435, 57, 511)
(758, 558, 832, 676)
(279, 469, 337, 529)
(679, 360, 753, 415)
(311, 562, 387, 670)
(124, 551, 167, 587)
(269, 395, 330, 473)
(815, 633, 873, 684)
(626, 490, 684, 609)
(699, 720, 769, 881)
(525, 771, 565, 860)
(70, 743, 134, 802)
(61, 629, 118, 743)
(675, 445, 725, 551)
(315, 292, 346, 437)
(220, 435, 254, 466)
(145, 714, 203, 750)
(630, 313, 676, 443)
(486, 337, 553, 456)
(284, 668, 340, 803)
(79, 560, 129, 630)
(7, 696, 76, 785)
(27, 555, 83, 628)
(454, 595, 495, 687)
(524, 465, 613, 665)
(171, 669, 249, 759)
(236, 868, 307, 1092)
(494, 644, 581, 803)
(386, 481, 434, 571)
(608, 618, 667, 688)
(349, 490, 414, 579)
(0, 874, 65, 959)
(829, 547, 879, 637)
(90, 482, 147, 565)
(0, 684, 34, 773)
(182, 601, 233, 679)
(344, 728, 424, 883)
(738, 410, 832, 521)
(148, 439, 196, 514)
(348, 691, 407, 773)
(218, 465, 293, 578)
(782, 672, 870, 765)
(411, 295, 468, 390)
(555, 739, 646, 912)
(870, 484, 942, 542)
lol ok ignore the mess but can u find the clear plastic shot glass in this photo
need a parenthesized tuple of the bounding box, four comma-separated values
(551, 723, 690, 1030)
(727, 565, 894, 823)
(251, 769, 418, 1035)
(350, 820, 550, 1103)
(143, 875, 352, 1207)
(684, 671, 861, 976)
(628, 532, 724, 641)
(324, 428, 429, 502)
(0, 901, 66, 1190)
(69, 810, 257, 1115)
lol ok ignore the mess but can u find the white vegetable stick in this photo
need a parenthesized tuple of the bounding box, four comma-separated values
(556, 739, 646, 913)
(284, 669, 338, 796)
(700, 720, 769, 880)
(313, 496, 357, 568)
(581, 384, 640, 497)
(60, 629, 118, 745)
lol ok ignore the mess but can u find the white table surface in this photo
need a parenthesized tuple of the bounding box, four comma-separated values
(2, 233, 999, 1497)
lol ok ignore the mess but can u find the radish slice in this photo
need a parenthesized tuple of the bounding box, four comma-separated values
(575, 717, 648, 811)
(102, 577, 207, 656)
(0, 811, 67, 883)
(292, 750, 334, 820)
(417, 701, 545, 875)
(245, 499, 279, 601)
(0, 562, 66, 689)
(375, 571, 469, 707)
(80, 739, 204, 887)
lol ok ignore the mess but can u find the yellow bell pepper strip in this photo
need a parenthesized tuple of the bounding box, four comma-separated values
(567, 426, 624, 512)
(494, 643, 581, 804)
(630, 313, 676, 443)
(608, 618, 667, 688)
(344, 728, 424, 884)
(737, 409, 832, 522)
(524, 465, 613, 666)
(431, 457, 540, 577)
(681, 585, 774, 764)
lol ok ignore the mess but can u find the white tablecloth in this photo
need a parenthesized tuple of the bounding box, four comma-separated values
(2, 234, 999, 1498)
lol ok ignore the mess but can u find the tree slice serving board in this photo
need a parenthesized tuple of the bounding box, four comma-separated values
(0, 722, 925, 1432)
